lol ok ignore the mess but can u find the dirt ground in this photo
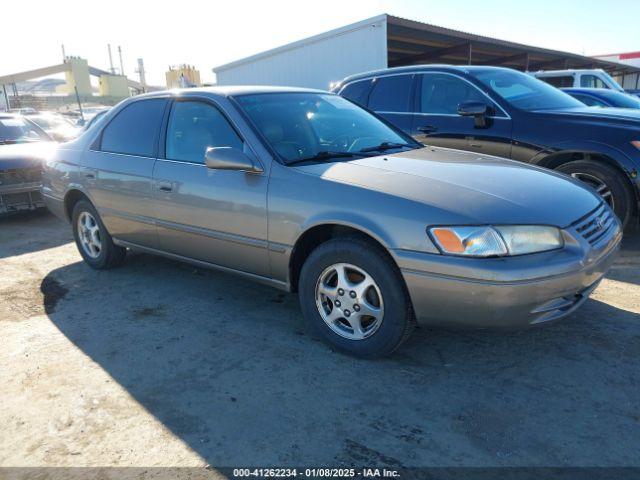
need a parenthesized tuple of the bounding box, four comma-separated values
(1, 210, 639, 469)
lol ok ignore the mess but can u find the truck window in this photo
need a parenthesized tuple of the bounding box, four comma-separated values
(540, 76, 574, 88)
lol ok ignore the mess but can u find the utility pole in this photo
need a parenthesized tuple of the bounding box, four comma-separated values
(136, 58, 147, 92)
(2, 85, 10, 112)
(108, 44, 115, 74)
(118, 46, 125, 76)
(61, 44, 66, 62)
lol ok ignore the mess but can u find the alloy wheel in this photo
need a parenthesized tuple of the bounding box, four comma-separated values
(570, 172, 614, 209)
(77, 211, 102, 259)
(315, 262, 384, 340)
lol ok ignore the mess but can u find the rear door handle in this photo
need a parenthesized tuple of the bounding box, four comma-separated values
(418, 125, 438, 134)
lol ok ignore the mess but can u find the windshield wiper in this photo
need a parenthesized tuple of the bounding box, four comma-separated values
(359, 141, 416, 153)
(286, 151, 366, 166)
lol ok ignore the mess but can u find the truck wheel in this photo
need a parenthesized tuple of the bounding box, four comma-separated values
(298, 237, 415, 358)
(556, 160, 635, 229)
(72, 200, 126, 269)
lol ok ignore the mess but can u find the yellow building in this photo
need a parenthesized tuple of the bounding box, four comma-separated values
(166, 65, 201, 89)
(98, 74, 130, 98)
(63, 57, 92, 96)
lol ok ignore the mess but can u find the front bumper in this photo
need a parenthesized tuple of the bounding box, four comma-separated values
(0, 181, 45, 215)
(394, 209, 622, 328)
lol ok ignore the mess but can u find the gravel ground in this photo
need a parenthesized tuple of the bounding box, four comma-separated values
(1, 211, 639, 469)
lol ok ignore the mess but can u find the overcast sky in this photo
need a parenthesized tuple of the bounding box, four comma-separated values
(3, 0, 639, 86)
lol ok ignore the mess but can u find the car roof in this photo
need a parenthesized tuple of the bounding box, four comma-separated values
(336, 64, 511, 86)
(132, 85, 328, 101)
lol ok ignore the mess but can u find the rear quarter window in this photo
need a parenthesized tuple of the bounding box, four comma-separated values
(340, 80, 372, 107)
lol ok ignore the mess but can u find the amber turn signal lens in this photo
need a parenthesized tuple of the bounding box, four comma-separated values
(632, 140, 640, 150)
(431, 228, 465, 253)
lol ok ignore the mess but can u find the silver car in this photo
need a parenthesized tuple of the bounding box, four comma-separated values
(42, 87, 622, 357)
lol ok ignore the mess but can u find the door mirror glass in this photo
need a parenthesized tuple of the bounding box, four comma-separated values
(457, 101, 488, 128)
(204, 147, 261, 172)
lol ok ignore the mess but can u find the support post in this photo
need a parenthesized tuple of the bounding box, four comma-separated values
(74, 86, 84, 122)
(2, 84, 9, 112)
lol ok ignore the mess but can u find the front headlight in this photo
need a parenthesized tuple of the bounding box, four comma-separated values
(429, 225, 563, 257)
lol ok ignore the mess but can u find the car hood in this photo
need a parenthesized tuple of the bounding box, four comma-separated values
(0, 142, 57, 170)
(294, 147, 601, 227)
(536, 106, 640, 124)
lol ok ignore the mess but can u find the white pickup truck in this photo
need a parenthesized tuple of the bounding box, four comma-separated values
(530, 69, 625, 92)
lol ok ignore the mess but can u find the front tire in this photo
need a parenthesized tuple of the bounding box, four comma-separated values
(72, 200, 126, 269)
(556, 160, 635, 230)
(298, 237, 414, 358)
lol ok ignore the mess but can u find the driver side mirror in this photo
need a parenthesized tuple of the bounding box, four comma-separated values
(204, 147, 263, 173)
(458, 101, 489, 128)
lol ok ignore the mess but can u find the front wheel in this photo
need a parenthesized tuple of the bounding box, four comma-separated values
(556, 160, 635, 230)
(298, 237, 415, 358)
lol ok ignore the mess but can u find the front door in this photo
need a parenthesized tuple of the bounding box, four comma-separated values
(152, 99, 270, 277)
(410, 73, 512, 158)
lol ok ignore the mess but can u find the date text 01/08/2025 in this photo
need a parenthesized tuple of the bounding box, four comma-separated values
(231, 468, 401, 478)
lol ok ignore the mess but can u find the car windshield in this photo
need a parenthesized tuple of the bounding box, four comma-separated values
(31, 115, 73, 130)
(234, 92, 418, 164)
(0, 117, 50, 144)
(470, 69, 585, 111)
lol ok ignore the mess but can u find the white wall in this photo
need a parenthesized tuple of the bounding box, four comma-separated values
(213, 16, 388, 90)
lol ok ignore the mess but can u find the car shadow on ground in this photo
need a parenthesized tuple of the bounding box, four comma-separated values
(0, 210, 71, 258)
(40, 251, 640, 467)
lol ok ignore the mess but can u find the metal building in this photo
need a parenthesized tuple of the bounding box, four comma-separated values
(213, 14, 640, 90)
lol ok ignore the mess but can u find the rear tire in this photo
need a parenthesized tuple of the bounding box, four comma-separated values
(556, 159, 635, 230)
(298, 237, 415, 358)
(72, 200, 126, 269)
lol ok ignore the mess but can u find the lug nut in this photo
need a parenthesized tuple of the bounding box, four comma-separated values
(353, 304, 360, 312)
(335, 300, 341, 307)
(338, 288, 345, 296)
(349, 291, 357, 298)
(344, 310, 351, 317)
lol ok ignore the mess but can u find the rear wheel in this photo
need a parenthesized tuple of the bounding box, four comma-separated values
(72, 200, 126, 269)
(556, 159, 635, 229)
(298, 237, 414, 358)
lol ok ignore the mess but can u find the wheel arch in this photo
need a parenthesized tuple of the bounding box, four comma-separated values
(288, 222, 398, 293)
(63, 188, 92, 222)
(534, 149, 639, 205)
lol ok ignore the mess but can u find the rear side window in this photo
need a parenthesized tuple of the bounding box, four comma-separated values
(340, 81, 371, 107)
(580, 75, 608, 89)
(100, 99, 167, 157)
(368, 75, 413, 112)
(540, 76, 574, 88)
(572, 94, 608, 107)
(166, 100, 243, 164)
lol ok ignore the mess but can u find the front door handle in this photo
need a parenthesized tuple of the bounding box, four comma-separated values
(418, 125, 438, 134)
(157, 180, 174, 192)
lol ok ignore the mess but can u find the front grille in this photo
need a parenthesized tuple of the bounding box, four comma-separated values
(571, 202, 616, 246)
(0, 167, 42, 185)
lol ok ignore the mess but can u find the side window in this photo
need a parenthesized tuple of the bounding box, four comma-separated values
(580, 75, 608, 89)
(100, 99, 167, 157)
(340, 81, 371, 107)
(166, 101, 243, 164)
(368, 75, 413, 112)
(541, 76, 574, 88)
(419, 74, 487, 115)
(573, 94, 607, 107)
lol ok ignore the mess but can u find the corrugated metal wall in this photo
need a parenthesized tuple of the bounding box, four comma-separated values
(214, 18, 388, 90)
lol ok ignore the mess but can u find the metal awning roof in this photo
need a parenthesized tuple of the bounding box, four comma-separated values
(386, 15, 640, 76)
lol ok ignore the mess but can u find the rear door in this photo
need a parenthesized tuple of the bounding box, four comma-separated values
(152, 98, 270, 277)
(83, 97, 169, 248)
(410, 73, 512, 157)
